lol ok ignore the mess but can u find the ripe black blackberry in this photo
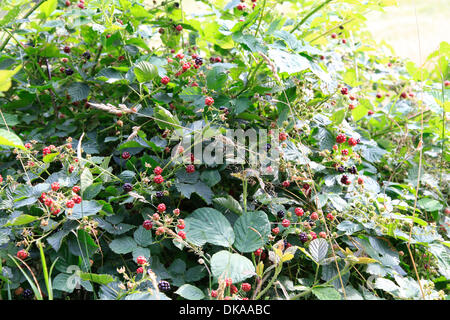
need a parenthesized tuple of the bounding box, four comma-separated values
(337, 165, 345, 173)
(82, 51, 91, 60)
(299, 232, 308, 243)
(125, 203, 134, 210)
(209, 57, 216, 63)
(277, 210, 285, 219)
(195, 57, 203, 66)
(340, 175, 349, 184)
(65, 68, 74, 76)
(266, 143, 271, 151)
(156, 191, 164, 198)
(23, 289, 34, 300)
(123, 183, 133, 192)
(347, 166, 357, 174)
(158, 280, 171, 292)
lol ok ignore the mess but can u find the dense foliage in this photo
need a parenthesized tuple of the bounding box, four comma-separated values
(0, 0, 449, 300)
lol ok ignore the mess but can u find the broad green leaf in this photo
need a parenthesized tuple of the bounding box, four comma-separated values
(175, 284, 205, 300)
(309, 238, 329, 264)
(210, 250, 255, 283)
(4, 214, 38, 226)
(312, 287, 342, 300)
(80, 273, 115, 285)
(109, 236, 138, 254)
(40, 0, 57, 18)
(134, 61, 158, 83)
(0, 128, 25, 150)
(233, 211, 270, 253)
(184, 208, 234, 247)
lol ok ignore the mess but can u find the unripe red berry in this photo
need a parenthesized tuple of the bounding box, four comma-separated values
(327, 213, 334, 221)
(348, 137, 357, 146)
(136, 256, 147, 265)
(357, 177, 364, 185)
(121, 151, 130, 160)
(157, 203, 166, 213)
(336, 133, 346, 144)
(186, 164, 195, 173)
(331, 33, 337, 39)
(175, 25, 183, 31)
(66, 200, 75, 208)
(310, 212, 319, 220)
(211, 290, 218, 298)
(73, 195, 82, 204)
(136, 267, 144, 273)
(282, 219, 290, 227)
(154, 175, 164, 184)
(161, 76, 170, 85)
(153, 166, 163, 175)
(272, 227, 280, 235)
(178, 231, 186, 239)
(282, 180, 290, 188)
(51, 182, 60, 191)
(295, 207, 304, 216)
(319, 231, 327, 239)
(205, 96, 214, 106)
(72, 186, 81, 193)
(17, 249, 29, 260)
(241, 283, 251, 292)
(143, 220, 153, 230)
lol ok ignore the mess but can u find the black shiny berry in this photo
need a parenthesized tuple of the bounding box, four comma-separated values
(65, 68, 74, 75)
(82, 51, 91, 60)
(299, 232, 308, 243)
(340, 175, 349, 184)
(158, 280, 171, 292)
(23, 289, 34, 299)
(209, 57, 215, 63)
(123, 183, 133, 192)
(266, 143, 271, 151)
(195, 57, 203, 66)
(337, 165, 345, 173)
(125, 203, 134, 210)
(277, 210, 285, 219)
(156, 191, 164, 198)
(347, 165, 357, 174)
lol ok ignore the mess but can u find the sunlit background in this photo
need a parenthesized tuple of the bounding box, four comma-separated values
(366, 0, 450, 64)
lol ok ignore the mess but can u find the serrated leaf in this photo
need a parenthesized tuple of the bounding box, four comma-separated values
(175, 284, 205, 300)
(109, 237, 137, 254)
(210, 250, 255, 283)
(184, 207, 234, 247)
(233, 211, 270, 253)
(309, 238, 329, 264)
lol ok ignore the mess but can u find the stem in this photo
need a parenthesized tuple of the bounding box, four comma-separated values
(254, 0, 267, 37)
(290, 264, 351, 300)
(290, 0, 333, 34)
(37, 240, 52, 300)
(255, 263, 282, 300)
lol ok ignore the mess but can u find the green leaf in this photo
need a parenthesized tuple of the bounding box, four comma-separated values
(211, 250, 255, 283)
(268, 48, 310, 75)
(67, 82, 90, 102)
(309, 238, 329, 264)
(153, 106, 181, 130)
(0, 128, 25, 150)
(206, 65, 228, 91)
(67, 201, 103, 219)
(43, 152, 59, 163)
(109, 236, 138, 254)
(4, 214, 38, 227)
(133, 226, 153, 247)
(80, 168, 93, 191)
(40, 0, 57, 18)
(200, 170, 221, 187)
(213, 195, 242, 215)
(80, 273, 115, 285)
(0, 66, 21, 92)
(175, 284, 205, 300)
(312, 287, 342, 300)
(134, 61, 158, 83)
(184, 207, 235, 247)
(233, 211, 270, 253)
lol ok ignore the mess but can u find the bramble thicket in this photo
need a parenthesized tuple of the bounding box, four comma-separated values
(0, 0, 449, 300)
